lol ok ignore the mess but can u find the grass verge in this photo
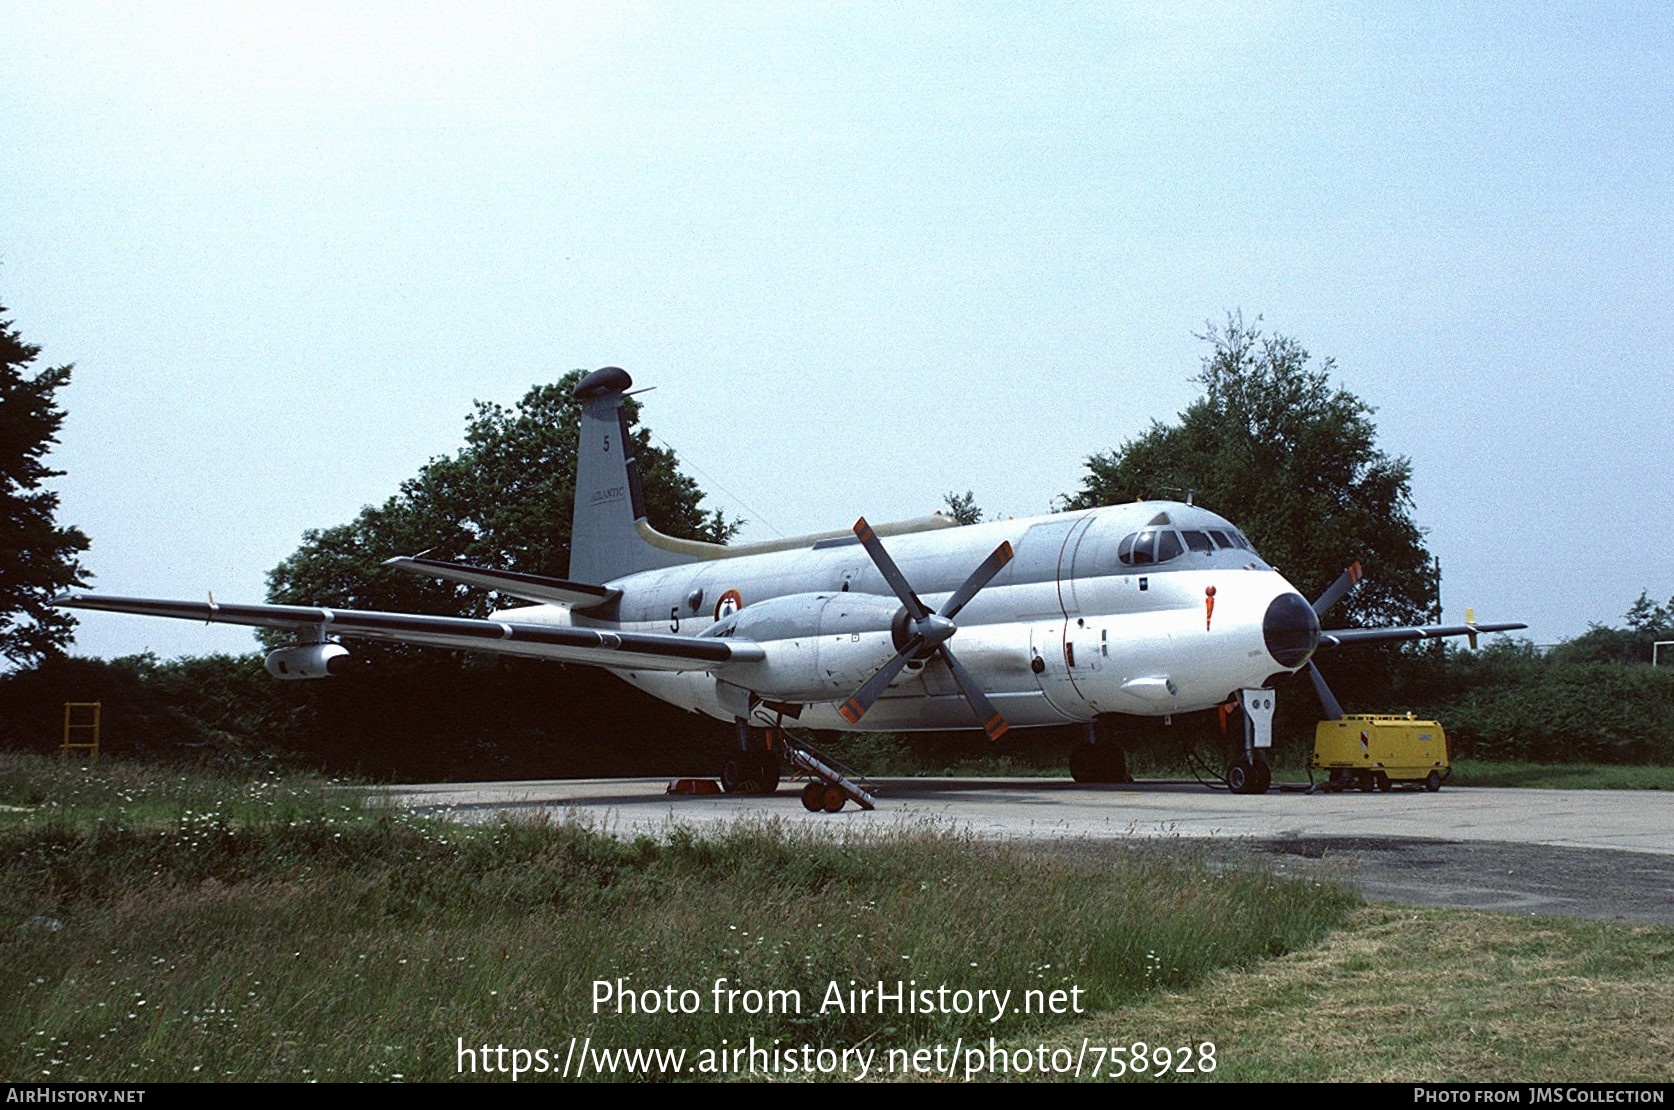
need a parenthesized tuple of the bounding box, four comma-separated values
(1045, 905, 1674, 1082)
(1444, 761, 1674, 790)
(0, 753, 1354, 1082)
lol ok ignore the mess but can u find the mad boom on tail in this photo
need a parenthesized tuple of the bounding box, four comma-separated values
(57, 368, 1522, 809)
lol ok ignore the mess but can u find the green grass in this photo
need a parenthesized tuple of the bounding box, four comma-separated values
(8, 752, 1670, 1083)
(1048, 906, 1674, 1082)
(1444, 760, 1674, 790)
(0, 753, 1356, 1082)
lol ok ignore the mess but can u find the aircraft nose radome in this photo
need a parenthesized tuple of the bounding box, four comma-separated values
(1263, 592, 1320, 668)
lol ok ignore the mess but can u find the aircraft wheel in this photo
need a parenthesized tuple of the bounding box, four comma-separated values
(757, 755, 782, 794)
(1227, 757, 1267, 795)
(821, 784, 847, 813)
(1071, 743, 1129, 784)
(721, 759, 760, 794)
(1425, 771, 1443, 793)
(1251, 759, 1272, 794)
(801, 782, 826, 812)
(1374, 771, 1391, 793)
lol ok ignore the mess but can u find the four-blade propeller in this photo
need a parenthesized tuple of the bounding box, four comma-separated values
(837, 518, 1015, 741)
(1305, 561, 1363, 720)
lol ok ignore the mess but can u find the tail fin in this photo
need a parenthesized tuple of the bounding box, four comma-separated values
(569, 367, 701, 584)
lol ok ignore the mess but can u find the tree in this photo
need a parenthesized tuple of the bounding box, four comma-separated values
(1063, 313, 1437, 628)
(0, 306, 90, 666)
(266, 371, 738, 622)
(941, 490, 984, 526)
(1546, 591, 1673, 666)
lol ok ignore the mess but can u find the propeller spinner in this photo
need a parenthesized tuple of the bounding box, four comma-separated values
(837, 519, 1015, 741)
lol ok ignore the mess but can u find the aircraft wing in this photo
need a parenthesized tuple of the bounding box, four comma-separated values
(381, 556, 621, 609)
(53, 592, 763, 672)
(1317, 621, 1526, 649)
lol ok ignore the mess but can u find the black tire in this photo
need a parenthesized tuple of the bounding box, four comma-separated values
(1251, 759, 1272, 794)
(757, 754, 782, 794)
(1356, 771, 1375, 793)
(1099, 744, 1130, 783)
(720, 759, 760, 795)
(1425, 770, 1443, 793)
(1071, 743, 1129, 784)
(801, 782, 825, 812)
(1227, 757, 1257, 795)
(1374, 771, 1391, 793)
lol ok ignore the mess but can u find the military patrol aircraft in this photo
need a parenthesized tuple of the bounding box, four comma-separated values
(56, 367, 1522, 810)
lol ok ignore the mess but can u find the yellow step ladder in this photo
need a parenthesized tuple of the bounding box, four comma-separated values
(61, 702, 101, 762)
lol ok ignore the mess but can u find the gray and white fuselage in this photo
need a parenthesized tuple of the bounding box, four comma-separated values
(493, 500, 1317, 732)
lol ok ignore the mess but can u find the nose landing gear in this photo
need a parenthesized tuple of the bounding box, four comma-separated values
(1225, 754, 1272, 795)
(1226, 689, 1276, 794)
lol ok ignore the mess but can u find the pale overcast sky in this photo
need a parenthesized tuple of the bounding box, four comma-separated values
(3, 2, 1670, 660)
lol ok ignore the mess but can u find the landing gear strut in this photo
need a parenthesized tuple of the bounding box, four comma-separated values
(721, 722, 782, 795)
(1226, 689, 1276, 795)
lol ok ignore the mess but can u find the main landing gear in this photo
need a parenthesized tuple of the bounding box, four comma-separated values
(1069, 723, 1133, 784)
(720, 721, 782, 795)
(723, 719, 877, 812)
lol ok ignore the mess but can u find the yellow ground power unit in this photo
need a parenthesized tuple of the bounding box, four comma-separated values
(1313, 714, 1448, 793)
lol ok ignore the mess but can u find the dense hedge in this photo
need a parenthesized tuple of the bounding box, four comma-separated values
(3, 639, 1670, 778)
(0, 651, 732, 781)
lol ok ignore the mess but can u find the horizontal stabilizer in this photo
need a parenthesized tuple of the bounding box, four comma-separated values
(53, 592, 761, 672)
(383, 556, 620, 608)
(1318, 621, 1526, 649)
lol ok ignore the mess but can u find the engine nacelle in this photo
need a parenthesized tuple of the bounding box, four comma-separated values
(711, 592, 908, 702)
(264, 642, 351, 680)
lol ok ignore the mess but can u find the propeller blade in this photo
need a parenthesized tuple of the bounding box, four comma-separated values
(1312, 561, 1364, 617)
(937, 540, 1015, 621)
(853, 518, 930, 622)
(1305, 661, 1345, 721)
(837, 633, 926, 724)
(938, 645, 1010, 741)
(843, 517, 1013, 740)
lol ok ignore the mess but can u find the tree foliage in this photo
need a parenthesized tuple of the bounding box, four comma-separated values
(266, 371, 737, 625)
(0, 306, 90, 666)
(941, 490, 983, 526)
(1064, 314, 1437, 628)
(1545, 591, 1674, 666)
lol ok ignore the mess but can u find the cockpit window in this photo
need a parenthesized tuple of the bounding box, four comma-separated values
(1154, 529, 1183, 563)
(1119, 529, 1185, 567)
(1182, 530, 1213, 553)
(1118, 531, 1152, 565)
(1207, 530, 1232, 548)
